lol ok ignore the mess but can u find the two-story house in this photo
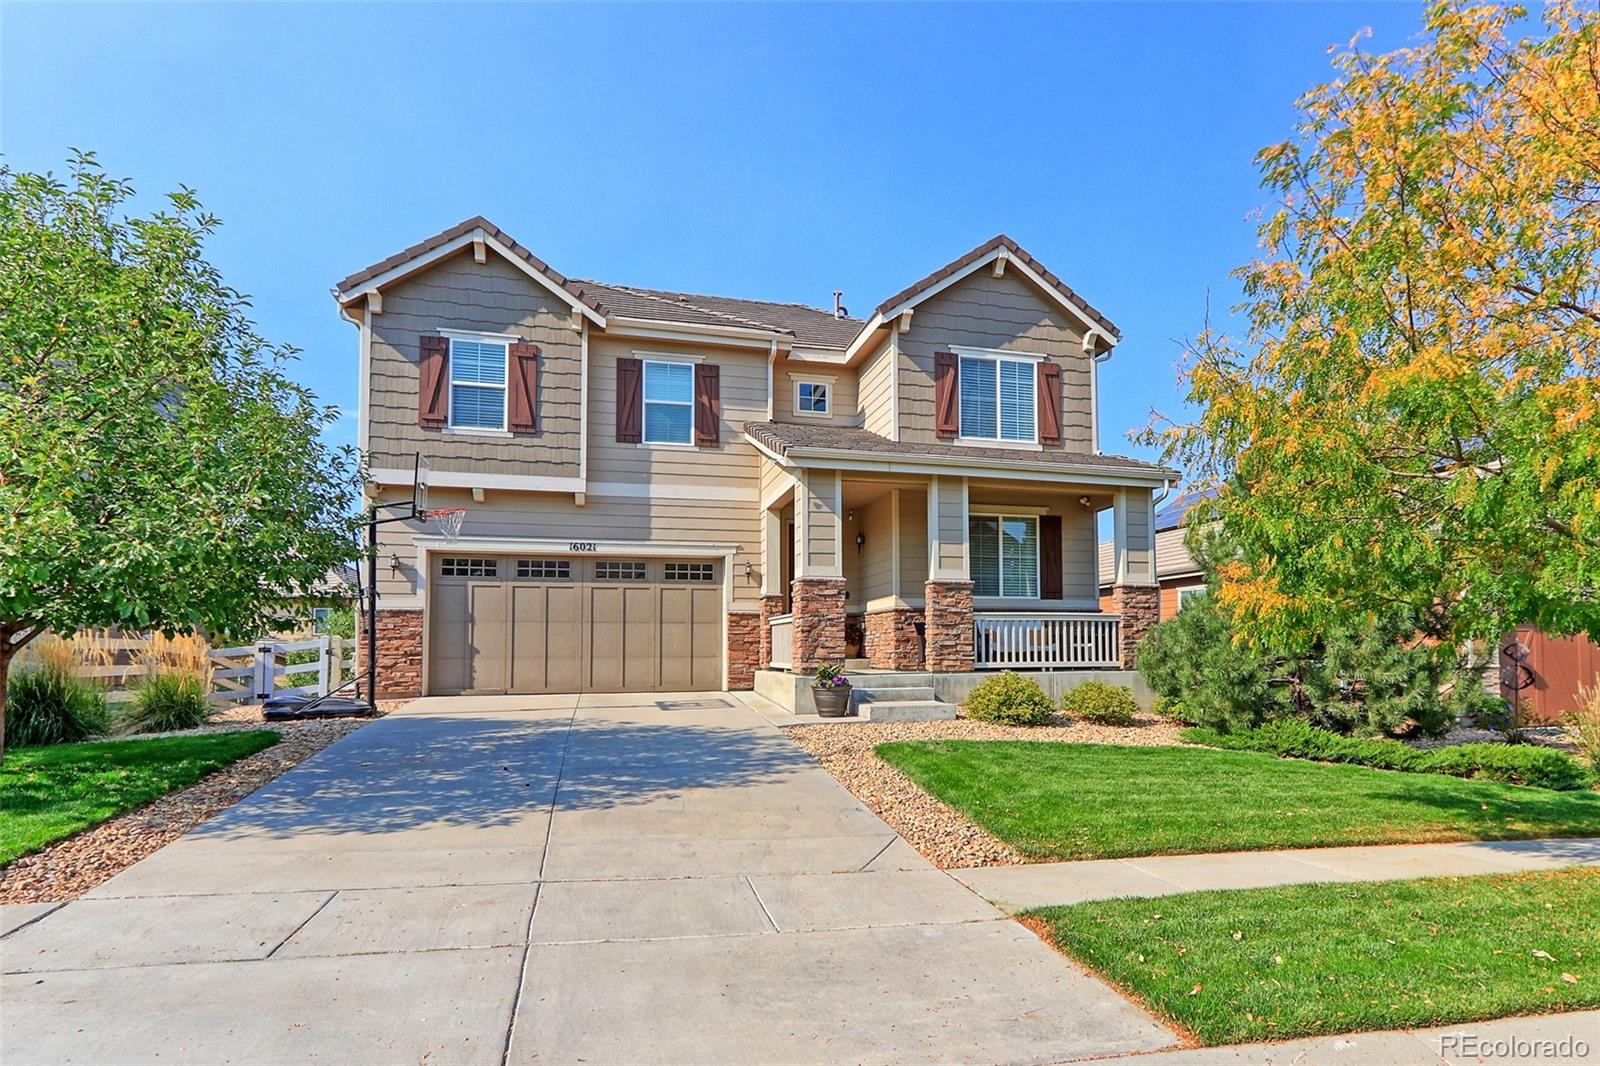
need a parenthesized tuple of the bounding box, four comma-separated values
(335, 219, 1175, 707)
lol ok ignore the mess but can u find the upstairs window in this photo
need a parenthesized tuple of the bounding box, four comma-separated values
(969, 515, 1039, 598)
(643, 360, 694, 444)
(959, 353, 1035, 442)
(449, 338, 508, 430)
(794, 378, 831, 417)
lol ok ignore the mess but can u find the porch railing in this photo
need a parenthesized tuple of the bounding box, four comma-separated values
(768, 613, 794, 670)
(973, 612, 1121, 670)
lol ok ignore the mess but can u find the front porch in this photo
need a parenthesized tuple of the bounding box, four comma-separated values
(754, 460, 1165, 700)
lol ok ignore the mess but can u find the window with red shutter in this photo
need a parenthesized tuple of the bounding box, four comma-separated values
(934, 351, 959, 439)
(418, 335, 449, 428)
(508, 342, 540, 433)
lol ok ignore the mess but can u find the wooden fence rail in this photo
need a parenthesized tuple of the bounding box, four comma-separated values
(59, 635, 356, 706)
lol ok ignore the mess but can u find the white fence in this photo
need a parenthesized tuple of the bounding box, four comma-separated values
(87, 636, 356, 706)
(768, 614, 794, 670)
(973, 612, 1122, 670)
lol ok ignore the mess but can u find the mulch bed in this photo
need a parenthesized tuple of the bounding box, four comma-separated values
(784, 713, 1186, 869)
(0, 701, 409, 905)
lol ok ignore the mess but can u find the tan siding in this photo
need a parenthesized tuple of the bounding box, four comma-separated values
(759, 455, 793, 506)
(898, 488, 928, 593)
(896, 271, 1093, 449)
(858, 339, 895, 437)
(798, 470, 840, 575)
(931, 476, 967, 575)
(375, 486, 761, 610)
(368, 253, 582, 478)
(1121, 489, 1156, 585)
(771, 357, 858, 426)
(856, 493, 896, 604)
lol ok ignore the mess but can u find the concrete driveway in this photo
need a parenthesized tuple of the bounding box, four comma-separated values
(1, 693, 1175, 1064)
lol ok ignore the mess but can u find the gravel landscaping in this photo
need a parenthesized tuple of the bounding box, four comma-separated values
(784, 713, 1186, 868)
(0, 704, 404, 905)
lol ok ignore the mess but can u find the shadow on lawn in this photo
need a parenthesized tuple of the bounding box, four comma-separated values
(188, 701, 811, 841)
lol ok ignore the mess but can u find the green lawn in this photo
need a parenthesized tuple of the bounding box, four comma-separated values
(1027, 867, 1600, 1045)
(0, 731, 280, 864)
(875, 740, 1600, 860)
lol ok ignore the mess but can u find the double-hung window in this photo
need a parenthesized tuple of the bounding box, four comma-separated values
(449, 337, 509, 430)
(969, 514, 1039, 598)
(643, 360, 694, 444)
(958, 352, 1035, 442)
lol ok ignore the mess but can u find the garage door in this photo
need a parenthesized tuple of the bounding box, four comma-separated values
(428, 555, 723, 694)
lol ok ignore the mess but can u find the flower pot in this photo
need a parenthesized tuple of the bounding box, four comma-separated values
(813, 682, 853, 718)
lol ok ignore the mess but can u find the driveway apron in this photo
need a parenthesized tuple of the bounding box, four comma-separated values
(2, 693, 1175, 1065)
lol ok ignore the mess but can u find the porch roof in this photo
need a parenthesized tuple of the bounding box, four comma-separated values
(744, 421, 1178, 484)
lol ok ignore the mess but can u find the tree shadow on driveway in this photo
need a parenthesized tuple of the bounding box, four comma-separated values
(187, 709, 818, 841)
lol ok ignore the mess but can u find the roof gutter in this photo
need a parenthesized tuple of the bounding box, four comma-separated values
(748, 436, 1178, 488)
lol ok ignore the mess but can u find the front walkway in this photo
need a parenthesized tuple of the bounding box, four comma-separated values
(952, 836, 1600, 912)
(0, 692, 1173, 1064)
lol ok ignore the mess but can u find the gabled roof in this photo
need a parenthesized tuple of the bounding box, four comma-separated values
(874, 234, 1120, 340)
(334, 217, 603, 323)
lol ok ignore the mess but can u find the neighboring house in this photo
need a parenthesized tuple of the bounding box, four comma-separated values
(1099, 489, 1211, 620)
(335, 219, 1176, 698)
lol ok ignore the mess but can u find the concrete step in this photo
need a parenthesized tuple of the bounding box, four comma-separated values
(861, 700, 958, 723)
(843, 671, 934, 688)
(854, 686, 937, 704)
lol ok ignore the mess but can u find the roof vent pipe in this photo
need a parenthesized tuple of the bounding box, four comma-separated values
(833, 291, 848, 319)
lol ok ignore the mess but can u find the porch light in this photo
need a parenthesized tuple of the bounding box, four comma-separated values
(855, 531, 865, 556)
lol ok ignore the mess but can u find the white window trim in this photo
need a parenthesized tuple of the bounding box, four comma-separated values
(955, 349, 1041, 445)
(444, 332, 511, 433)
(970, 511, 1042, 599)
(792, 374, 835, 419)
(640, 356, 697, 447)
(1175, 583, 1207, 610)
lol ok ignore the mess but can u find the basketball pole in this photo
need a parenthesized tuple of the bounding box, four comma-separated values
(366, 501, 379, 715)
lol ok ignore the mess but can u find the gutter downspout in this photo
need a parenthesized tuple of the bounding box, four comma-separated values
(766, 340, 778, 421)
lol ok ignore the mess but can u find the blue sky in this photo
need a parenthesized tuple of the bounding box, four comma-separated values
(3, 2, 1425, 467)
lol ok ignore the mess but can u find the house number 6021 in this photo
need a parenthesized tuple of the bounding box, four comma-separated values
(569, 541, 598, 552)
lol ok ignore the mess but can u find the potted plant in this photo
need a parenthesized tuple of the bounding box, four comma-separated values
(812, 663, 853, 718)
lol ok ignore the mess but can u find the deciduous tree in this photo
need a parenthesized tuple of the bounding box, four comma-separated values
(0, 153, 358, 762)
(1154, 2, 1600, 652)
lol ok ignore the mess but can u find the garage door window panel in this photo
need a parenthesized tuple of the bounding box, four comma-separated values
(442, 557, 498, 578)
(517, 559, 570, 579)
(596, 561, 649, 580)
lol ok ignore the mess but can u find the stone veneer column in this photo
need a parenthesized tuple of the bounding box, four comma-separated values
(757, 594, 787, 670)
(725, 611, 761, 690)
(923, 580, 974, 673)
(790, 578, 846, 673)
(1112, 584, 1160, 668)
(361, 608, 423, 699)
(864, 609, 924, 670)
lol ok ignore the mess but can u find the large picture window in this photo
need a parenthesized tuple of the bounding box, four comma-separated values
(448, 337, 509, 430)
(643, 360, 694, 444)
(959, 354, 1035, 442)
(969, 514, 1039, 598)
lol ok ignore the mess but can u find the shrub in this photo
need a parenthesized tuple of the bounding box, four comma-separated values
(964, 672, 1054, 726)
(6, 665, 111, 746)
(1183, 719, 1596, 791)
(1061, 680, 1139, 725)
(1151, 694, 1192, 724)
(1566, 684, 1600, 766)
(1138, 592, 1480, 738)
(122, 672, 214, 734)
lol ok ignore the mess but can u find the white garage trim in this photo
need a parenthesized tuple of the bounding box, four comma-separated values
(409, 536, 742, 693)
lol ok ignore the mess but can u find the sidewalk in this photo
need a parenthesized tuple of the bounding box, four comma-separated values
(1078, 1009, 1600, 1065)
(951, 836, 1600, 911)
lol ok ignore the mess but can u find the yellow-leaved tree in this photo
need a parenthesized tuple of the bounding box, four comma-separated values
(1154, 1, 1600, 650)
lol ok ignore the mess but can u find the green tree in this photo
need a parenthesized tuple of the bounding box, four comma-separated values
(1150, 3, 1600, 650)
(0, 153, 358, 762)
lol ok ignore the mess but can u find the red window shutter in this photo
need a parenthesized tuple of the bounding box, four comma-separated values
(1038, 361, 1063, 446)
(1040, 514, 1064, 599)
(695, 363, 721, 446)
(508, 342, 540, 433)
(616, 357, 642, 443)
(934, 352, 959, 439)
(418, 335, 449, 428)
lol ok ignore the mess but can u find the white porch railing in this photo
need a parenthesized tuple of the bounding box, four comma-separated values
(768, 614, 794, 670)
(973, 612, 1122, 670)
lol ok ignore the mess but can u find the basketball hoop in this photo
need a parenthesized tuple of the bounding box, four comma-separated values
(422, 506, 467, 543)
